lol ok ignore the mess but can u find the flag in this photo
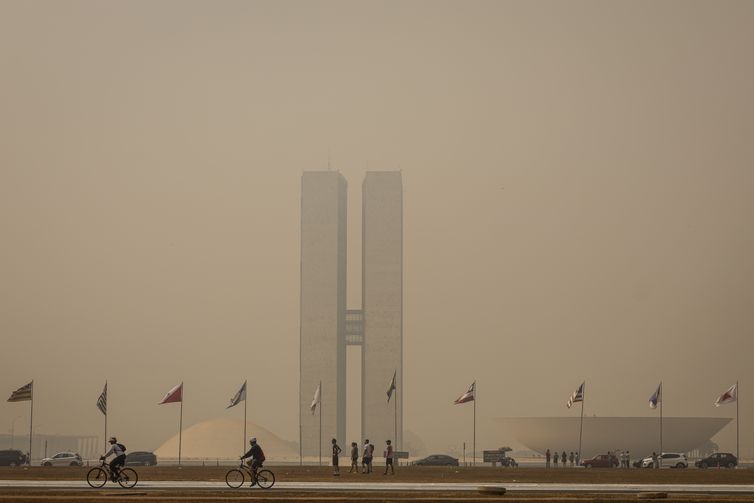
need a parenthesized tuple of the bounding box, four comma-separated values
(7, 382, 33, 402)
(714, 384, 737, 407)
(97, 382, 107, 415)
(227, 381, 247, 409)
(387, 371, 397, 403)
(649, 382, 662, 409)
(310, 383, 321, 414)
(454, 382, 475, 404)
(567, 382, 585, 408)
(159, 382, 183, 404)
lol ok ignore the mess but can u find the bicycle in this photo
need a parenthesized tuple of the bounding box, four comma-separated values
(86, 459, 138, 489)
(225, 462, 275, 489)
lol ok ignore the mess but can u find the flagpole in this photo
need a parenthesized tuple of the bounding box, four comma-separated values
(736, 381, 741, 460)
(319, 380, 322, 467)
(473, 382, 476, 467)
(178, 390, 183, 467)
(394, 370, 398, 454)
(244, 388, 248, 455)
(659, 382, 663, 468)
(104, 382, 108, 455)
(578, 382, 584, 460)
(29, 381, 34, 465)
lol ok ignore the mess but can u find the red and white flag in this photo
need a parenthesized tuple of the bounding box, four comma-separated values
(159, 382, 183, 404)
(454, 382, 475, 404)
(714, 383, 737, 407)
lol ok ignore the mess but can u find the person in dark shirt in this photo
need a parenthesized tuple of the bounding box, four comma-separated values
(349, 442, 359, 473)
(240, 438, 265, 486)
(331, 439, 342, 476)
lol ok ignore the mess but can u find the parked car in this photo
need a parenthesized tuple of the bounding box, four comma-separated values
(41, 452, 83, 467)
(499, 456, 518, 467)
(581, 453, 619, 468)
(0, 450, 27, 466)
(695, 452, 737, 469)
(640, 452, 688, 468)
(125, 451, 157, 466)
(414, 454, 459, 466)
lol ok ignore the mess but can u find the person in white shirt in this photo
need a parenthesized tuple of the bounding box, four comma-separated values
(100, 437, 127, 480)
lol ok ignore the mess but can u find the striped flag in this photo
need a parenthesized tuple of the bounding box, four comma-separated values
(310, 382, 321, 414)
(227, 381, 247, 409)
(454, 382, 475, 404)
(714, 383, 737, 407)
(96, 382, 107, 415)
(159, 382, 183, 404)
(649, 382, 662, 409)
(387, 371, 397, 403)
(7, 382, 33, 402)
(566, 382, 585, 408)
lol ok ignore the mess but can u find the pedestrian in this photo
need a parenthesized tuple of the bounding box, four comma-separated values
(383, 440, 395, 475)
(652, 451, 659, 469)
(575, 452, 580, 466)
(349, 442, 359, 473)
(561, 451, 566, 467)
(626, 450, 631, 469)
(362, 439, 371, 473)
(553, 451, 558, 467)
(545, 449, 551, 469)
(331, 439, 342, 476)
(569, 452, 574, 467)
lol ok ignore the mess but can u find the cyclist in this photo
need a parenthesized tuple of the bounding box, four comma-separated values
(240, 437, 265, 486)
(100, 437, 127, 481)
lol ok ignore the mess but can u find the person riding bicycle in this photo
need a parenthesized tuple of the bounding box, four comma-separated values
(100, 437, 127, 481)
(240, 437, 265, 485)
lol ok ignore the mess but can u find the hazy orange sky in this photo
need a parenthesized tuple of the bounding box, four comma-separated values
(1, 0, 753, 457)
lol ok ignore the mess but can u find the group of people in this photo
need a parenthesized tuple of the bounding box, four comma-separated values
(545, 449, 580, 468)
(331, 439, 395, 476)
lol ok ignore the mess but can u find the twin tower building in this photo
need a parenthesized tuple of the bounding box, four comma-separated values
(299, 171, 403, 457)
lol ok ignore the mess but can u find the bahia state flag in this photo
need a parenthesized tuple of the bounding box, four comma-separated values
(454, 382, 475, 404)
(7, 382, 33, 402)
(96, 382, 107, 415)
(227, 381, 247, 409)
(566, 382, 585, 408)
(714, 383, 737, 407)
(387, 371, 397, 403)
(649, 382, 662, 409)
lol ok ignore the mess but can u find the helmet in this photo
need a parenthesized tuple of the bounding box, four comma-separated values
(109, 437, 117, 443)
(250, 437, 257, 444)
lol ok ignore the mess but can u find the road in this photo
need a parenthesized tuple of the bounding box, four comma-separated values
(2, 480, 754, 493)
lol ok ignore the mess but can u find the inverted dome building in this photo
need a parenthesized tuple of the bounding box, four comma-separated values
(497, 417, 731, 458)
(154, 418, 298, 461)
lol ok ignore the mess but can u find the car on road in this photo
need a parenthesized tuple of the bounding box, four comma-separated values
(125, 451, 158, 466)
(640, 452, 688, 468)
(41, 452, 83, 467)
(498, 456, 518, 467)
(413, 454, 459, 466)
(0, 450, 27, 466)
(695, 452, 737, 469)
(581, 453, 619, 468)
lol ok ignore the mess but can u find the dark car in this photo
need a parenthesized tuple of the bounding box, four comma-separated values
(581, 453, 619, 468)
(125, 451, 157, 466)
(695, 452, 737, 469)
(0, 450, 28, 466)
(499, 456, 518, 467)
(414, 454, 459, 466)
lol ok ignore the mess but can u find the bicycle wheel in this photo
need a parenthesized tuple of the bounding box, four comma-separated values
(118, 468, 138, 488)
(225, 469, 245, 488)
(86, 467, 108, 488)
(256, 469, 275, 489)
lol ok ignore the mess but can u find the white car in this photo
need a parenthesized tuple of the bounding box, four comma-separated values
(41, 452, 83, 467)
(640, 452, 688, 468)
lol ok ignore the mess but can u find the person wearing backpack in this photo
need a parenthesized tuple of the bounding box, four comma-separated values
(240, 437, 265, 486)
(100, 437, 127, 481)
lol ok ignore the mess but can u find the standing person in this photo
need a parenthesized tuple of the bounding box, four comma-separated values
(575, 452, 580, 466)
(626, 451, 631, 469)
(100, 437, 126, 481)
(561, 451, 567, 467)
(545, 449, 551, 469)
(362, 439, 373, 474)
(383, 440, 395, 475)
(349, 442, 359, 473)
(652, 452, 659, 469)
(569, 452, 574, 467)
(553, 451, 558, 467)
(331, 439, 342, 476)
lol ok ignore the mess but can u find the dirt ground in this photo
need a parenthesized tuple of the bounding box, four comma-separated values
(1, 465, 753, 484)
